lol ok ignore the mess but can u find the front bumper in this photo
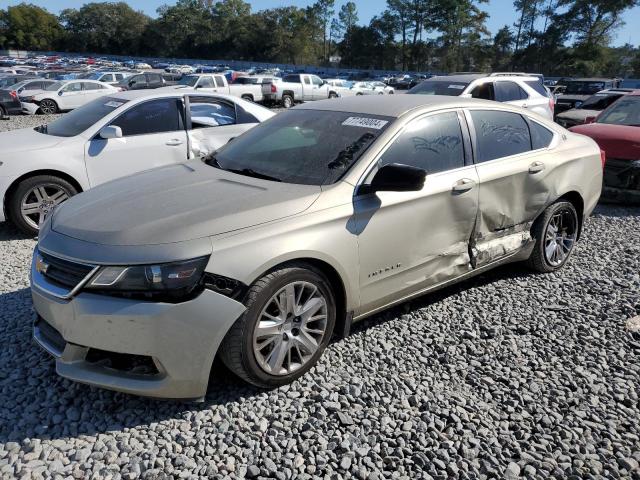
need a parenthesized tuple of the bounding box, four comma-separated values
(602, 158, 640, 204)
(30, 250, 246, 399)
(21, 102, 39, 115)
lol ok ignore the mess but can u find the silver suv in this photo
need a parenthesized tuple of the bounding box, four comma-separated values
(31, 96, 602, 399)
(408, 73, 554, 120)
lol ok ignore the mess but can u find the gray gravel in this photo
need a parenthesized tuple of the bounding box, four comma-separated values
(0, 117, 639, 479)
(0, 114, 64, 133)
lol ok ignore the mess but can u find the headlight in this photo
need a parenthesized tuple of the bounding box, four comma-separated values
(86, 256, 209, 296)
(574, 101, 583, 108)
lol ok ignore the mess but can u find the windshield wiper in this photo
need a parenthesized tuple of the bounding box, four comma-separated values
(226, 168, 282, 182)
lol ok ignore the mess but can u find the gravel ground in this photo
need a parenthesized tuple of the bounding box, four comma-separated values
(0, 115, 639, 479)
(0, 114, 64, 133)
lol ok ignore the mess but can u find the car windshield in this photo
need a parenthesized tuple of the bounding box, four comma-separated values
(36, 96, 129, 137)
(207, 109, 393, 185)
(564, 81, 606, 95)
(408, 80, 468, 96)
(45, 81, 66, 91)
(596, 96, 640, 126)
(178, 75, 199, 87)
(579, 93, 622, 110)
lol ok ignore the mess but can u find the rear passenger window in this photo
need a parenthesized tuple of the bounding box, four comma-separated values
(379, 112, 465, 174)
(471, 83, 495, 101)
(495, 82, 527, 101)
(214, 76, 225, 88)
(188, 96, 236, 128)
(199, 76, 214, 88)
(529, 120, 554, 149)
(110, 99, 182, 136)
(470, 110, 531, 162)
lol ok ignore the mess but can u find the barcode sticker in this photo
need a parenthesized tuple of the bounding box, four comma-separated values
(342, 117, 389, 129)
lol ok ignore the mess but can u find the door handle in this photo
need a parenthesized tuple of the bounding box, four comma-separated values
(452, 178, 475, 192)
(529, 161, 545, 173)
(166, 139, 183, 146)
(522, 104, 528, 108)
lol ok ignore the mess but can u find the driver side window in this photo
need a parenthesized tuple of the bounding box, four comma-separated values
(63, 82, 83, 92)
(379, 112, 465, 175)
(109, 99, 183, 136)
(471, 83, 495, 101)
(188, 97, 236, 129)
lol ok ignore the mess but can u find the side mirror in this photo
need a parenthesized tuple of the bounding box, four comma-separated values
(99, 125, 123, 139)
(58, 91, 64, 96)
(367, 163, 426, 193)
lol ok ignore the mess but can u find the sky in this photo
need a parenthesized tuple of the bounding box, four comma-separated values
(6, 0, 640, 47)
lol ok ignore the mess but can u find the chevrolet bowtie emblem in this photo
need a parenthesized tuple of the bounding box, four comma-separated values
(35, 255, 50, 275)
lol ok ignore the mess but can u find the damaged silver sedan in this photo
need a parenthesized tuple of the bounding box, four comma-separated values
(31, 95, 603, 399)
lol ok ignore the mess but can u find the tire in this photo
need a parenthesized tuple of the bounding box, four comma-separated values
(389, 90, 394, 94)
(38, 99, 58, 115)
(220, 263, 337, 388)
(241, 94, 253, 102)
(0, 105, 8, 120)
(526, 200, 579, 273)
(329, 92, 338, 99)
(356, 92, 363, 96)
(281, 95, 294, 109)
(8, 175, 78, 236)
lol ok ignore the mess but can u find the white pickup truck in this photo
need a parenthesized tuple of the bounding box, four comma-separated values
(163, 74, 273, 103)
(261, 74, 340, 108)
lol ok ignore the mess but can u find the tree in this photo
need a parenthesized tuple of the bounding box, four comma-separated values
(336, 2, 358, 64)
(60, 2, 149, 55)
(492, 25, 514, 70)
(310, 0, 335, 64)
(0, 3, 62, 51)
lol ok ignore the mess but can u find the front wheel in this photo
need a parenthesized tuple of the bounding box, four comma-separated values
(329, 92, 338, 99)
(8, 175, 78, 236)
(526, 200, 578, 273)
(220, 264, 337, 388)
(38, 99, 58, 115)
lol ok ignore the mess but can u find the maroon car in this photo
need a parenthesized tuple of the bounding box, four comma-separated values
(570, 91, 640, 202)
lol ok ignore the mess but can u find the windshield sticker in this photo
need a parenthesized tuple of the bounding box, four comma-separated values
(342, 117, 388, 129)
(104, 101, 125, 108)
(448, 84, 465, 89)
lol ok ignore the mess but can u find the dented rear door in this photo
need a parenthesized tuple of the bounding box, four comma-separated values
(466, 108, 550, 266)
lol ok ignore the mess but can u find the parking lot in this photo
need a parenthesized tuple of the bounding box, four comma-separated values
(0, 115, 639, 479)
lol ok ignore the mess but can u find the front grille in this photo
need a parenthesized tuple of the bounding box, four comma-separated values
(39, 251, 94, 289)
(36, 317, 66, 354)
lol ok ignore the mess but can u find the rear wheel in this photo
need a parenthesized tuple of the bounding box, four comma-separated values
(526, 200, 578, 273)
(0, 105, 7, 119)
(282, 95, 294, 109)
(241, 94, 254, 102)
(39, 99, 58, 115)
(8, 175, 77, 236)
(220, 264, 336, 388)
(329, 92, 338, 99)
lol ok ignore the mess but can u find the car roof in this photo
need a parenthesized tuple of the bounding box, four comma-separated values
(570, 77, 617, 82)
(430, 74, 484, 82)
(106, 89, 241, 103)
(294, 94, 502, 118)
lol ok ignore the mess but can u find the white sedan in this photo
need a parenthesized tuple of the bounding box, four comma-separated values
(22, 80, 119, 115)
(0, 90, 274, 234)
(370, 81, 395, 94)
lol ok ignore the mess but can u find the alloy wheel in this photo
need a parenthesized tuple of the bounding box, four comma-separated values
(252, 281, 328, 376)
(20, 184, 70, 230)
(39, 100, 57, 114)
(544, 208, 577, 267)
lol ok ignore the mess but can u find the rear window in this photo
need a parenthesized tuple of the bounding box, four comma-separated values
(524, 80, 548, 97)
(37, 96, 129, 137)
(408, 80, 468, 96)
(470, 110, 531, 162)
(283, 75, 301, 83)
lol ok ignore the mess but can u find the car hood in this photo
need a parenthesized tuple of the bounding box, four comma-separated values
(0, 127, 65, 155)
(570, 123, 640, 160)
(556, 94, 591, 103)
(556, 109, 596, 122)
(52, 161, 322, 246)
